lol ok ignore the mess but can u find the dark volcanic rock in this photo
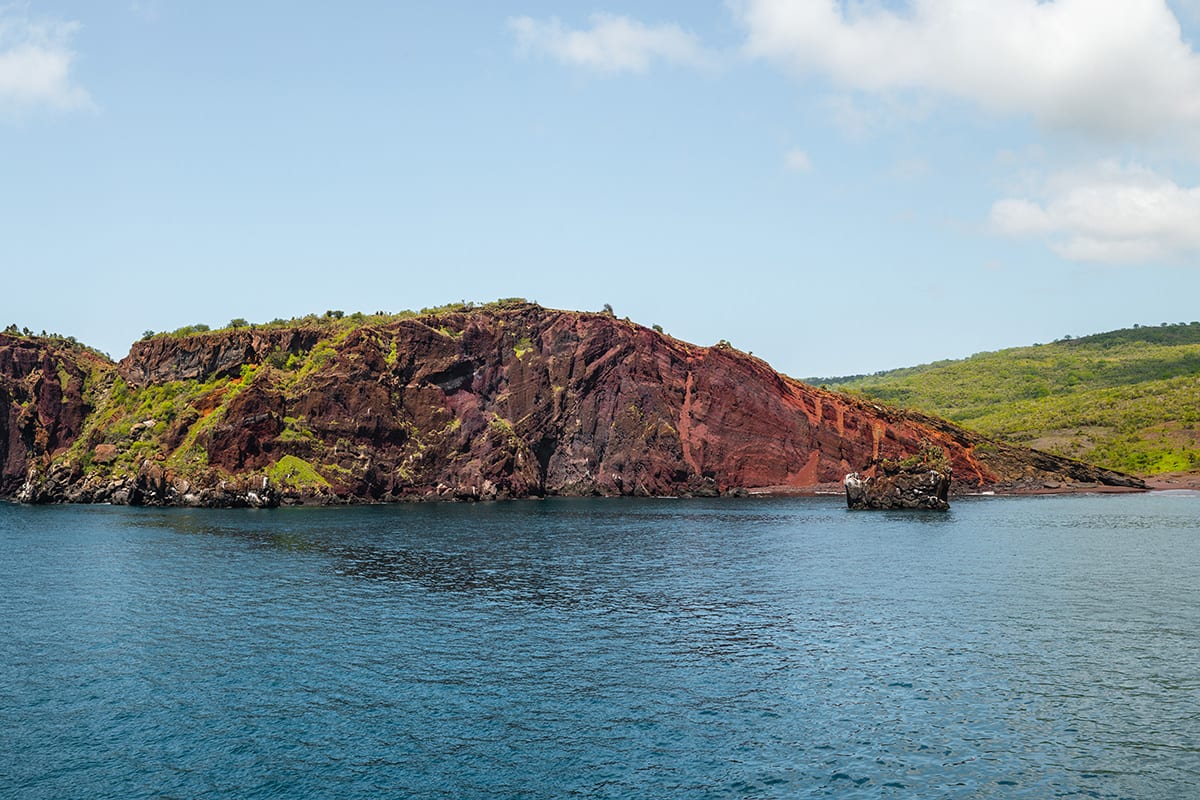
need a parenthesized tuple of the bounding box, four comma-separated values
(0, 334, 112, 497)
(844, 468, 952, 511)
(119, 329, 323, 387)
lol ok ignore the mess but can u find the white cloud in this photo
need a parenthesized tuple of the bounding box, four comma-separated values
(733, 0, 1200, 144)
(0, 11, 90, 112)
(990, 161, 1200, 263)
(784, 147, 812, 171)
(508, 14, 711, 74)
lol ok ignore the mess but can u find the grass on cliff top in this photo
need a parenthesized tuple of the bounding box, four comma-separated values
(140, 298, 691, 350)
(143, 298, 542, 341)
(2, 324, 116, 363)
(819, 322, 1200, 475)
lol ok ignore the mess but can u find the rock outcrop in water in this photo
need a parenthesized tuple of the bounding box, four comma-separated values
(844, 447, 953, 510)
(1, 303, 1146, 505)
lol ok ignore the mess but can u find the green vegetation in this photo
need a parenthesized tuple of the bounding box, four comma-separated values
(821, 322, 1200, 475)
(268, 455, 331, 491)
(488, 414, 523, 451)
(881, 441, 951, 474)
(2, 323, 110, 360)
(138, 298, 543, 342)
(278, 416, 318, 444)
(292, 340, 336, 381)
(64, 347, 276, 480)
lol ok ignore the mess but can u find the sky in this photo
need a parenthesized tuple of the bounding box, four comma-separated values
(4, 1, 1200, 377)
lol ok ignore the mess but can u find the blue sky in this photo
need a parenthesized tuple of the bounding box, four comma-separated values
(5, 1, 1200, 377)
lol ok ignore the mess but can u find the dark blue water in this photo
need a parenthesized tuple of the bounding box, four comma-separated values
(1, 494, 1197, 799)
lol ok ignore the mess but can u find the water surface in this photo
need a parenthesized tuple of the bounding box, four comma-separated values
(1, 494, 1197, 798)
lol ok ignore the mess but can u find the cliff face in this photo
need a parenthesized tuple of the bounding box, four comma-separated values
(0, 334, 112, 496)
(4, 306, 1143, 505)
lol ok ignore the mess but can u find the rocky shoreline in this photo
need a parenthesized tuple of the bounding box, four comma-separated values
(12, 459, 1152, 509)
(6, 477, 1161, 509)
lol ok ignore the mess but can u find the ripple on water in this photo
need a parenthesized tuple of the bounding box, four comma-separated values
(0, 495, 1197, 799)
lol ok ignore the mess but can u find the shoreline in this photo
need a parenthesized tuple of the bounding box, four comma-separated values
(1143, 472, 1200, 491)
(8, 473, 1199, 508)
(747, 472, 1200, 498)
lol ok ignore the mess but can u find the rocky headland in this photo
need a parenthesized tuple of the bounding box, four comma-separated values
(1, 302, 1145, 507)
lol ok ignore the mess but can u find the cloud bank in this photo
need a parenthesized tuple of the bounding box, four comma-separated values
(509, 4, 1200, 265)
(0, 11, 90, 112)
(733, 0, 1200, 143)
(511, 3, 1200, 143)
(991, 162, 1200, 263)
(508, 13, 711, 74)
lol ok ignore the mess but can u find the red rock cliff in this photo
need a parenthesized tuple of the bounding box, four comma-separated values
(0, 334, 112, 496)
(73, 304, 1138, 503)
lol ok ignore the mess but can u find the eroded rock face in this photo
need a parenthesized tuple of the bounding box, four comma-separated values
(119, 329, 323, 387)
(113, 307, 1000, 500)
(0, 334, 111, 497)
(5, 306, 1147, 505)
(844, 469, 952, 511)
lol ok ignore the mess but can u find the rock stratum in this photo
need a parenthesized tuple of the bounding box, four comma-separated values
(1, 303, 1145, 506)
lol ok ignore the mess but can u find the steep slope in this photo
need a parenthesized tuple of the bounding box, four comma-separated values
(0, 334, 114, 496)
(8, 304, 1142, 505)
(819, 323, 1200, 475)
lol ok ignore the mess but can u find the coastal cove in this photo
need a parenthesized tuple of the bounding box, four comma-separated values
(2, 493, 1196, 798)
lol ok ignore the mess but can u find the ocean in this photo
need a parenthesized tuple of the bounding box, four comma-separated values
(1, 494, 1196, 798)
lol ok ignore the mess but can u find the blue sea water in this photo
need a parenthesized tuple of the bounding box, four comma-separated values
(0, 494, 1197, 799)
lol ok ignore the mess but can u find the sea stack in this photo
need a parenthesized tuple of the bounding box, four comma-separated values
(844, 445, 952, 510)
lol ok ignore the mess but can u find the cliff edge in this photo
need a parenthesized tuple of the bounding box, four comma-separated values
(2, 304, 1144, 505)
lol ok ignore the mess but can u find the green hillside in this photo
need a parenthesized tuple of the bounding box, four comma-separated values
(818, 323, 1200, 475)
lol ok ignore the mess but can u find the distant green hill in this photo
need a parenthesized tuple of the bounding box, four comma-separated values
(817, 323, 1200, 475)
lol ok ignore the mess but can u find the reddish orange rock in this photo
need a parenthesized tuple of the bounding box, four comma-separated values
(3, 306, 1145, 505)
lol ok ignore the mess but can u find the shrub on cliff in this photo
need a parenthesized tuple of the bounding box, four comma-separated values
(879, 441, 951, 475)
